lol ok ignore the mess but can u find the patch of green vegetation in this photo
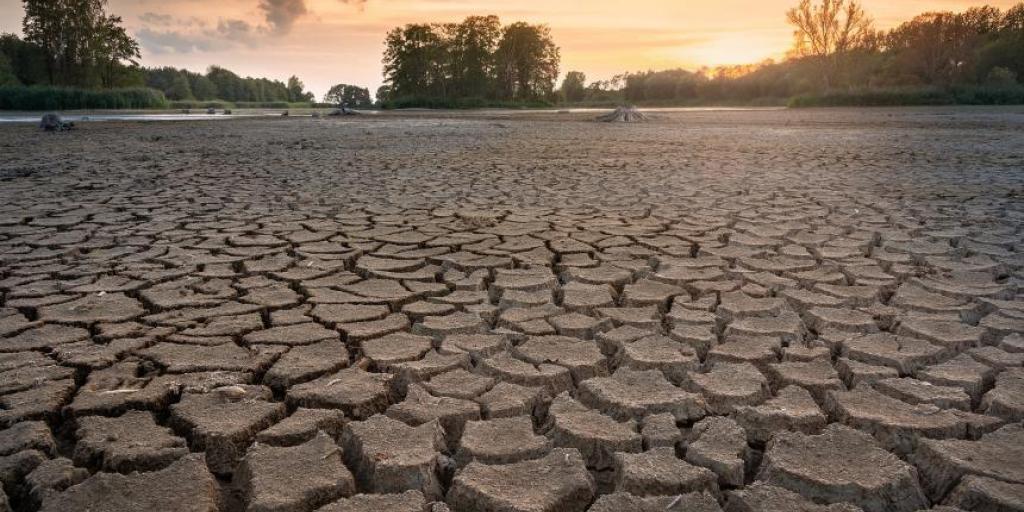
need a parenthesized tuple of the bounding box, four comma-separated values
(788, 85, 1024, 107)
(0, 85, 168, 110)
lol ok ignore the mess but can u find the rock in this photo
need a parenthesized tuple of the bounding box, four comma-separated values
(512, 336, 608, 383)
(872, 377, 971, 411)
(545, 392, 641, 470)
(39, 454, 219, 512)
(839, 333, 948, 375)
(169, 385, 286, 474)
(455, 416, 551, 466)
(618, 334, 700, 385)
(824, 386, 967, 455)
(579, 367, 705, 422)
(980, 367, 1024, 421)
(765, 359, 843, 404)
(40, 113, 62, 131)
(315, 490, 427, 511)
(74, 410, 188, 473)
(756, 424, 928, 512)
(446, 448, 595, 512)
(422, 369, 495, 399)
(733, 385, 826, 444)
(596, 106, 649, 123)
(686, 362, 770, 414)
(915, 354, 996, 405)
(590, 491, 723, 511)
(287, 367, 394, 419)
(255, 408, 347, 446)
(478, 352, 573, 396)
(264, 340, 349, 389)
(385, 384, 479, 450)
(341, 414, 444, 499)
(238, 432, 356, 512)
(474, 381, 547, 419)
(724, 482, 864, 511)
(942, 475, 1024, 511)
(911, 424, 1024, 502)
(613, 446, 719, 497)
(23, 457, 88, 507)
(0, 421, 57, 457)
(641, 412, 681, 449)
(686, 416, 748, 487)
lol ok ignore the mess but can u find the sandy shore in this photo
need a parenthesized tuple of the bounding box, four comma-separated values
(1, 108, 1023, 512)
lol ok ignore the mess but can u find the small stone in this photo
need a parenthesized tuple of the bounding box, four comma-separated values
(455, 416, 551, 466)
(980, 367, 1024, 422)
(686, 416, 748, 487)
(733, 386, 826, 444)
(446, 448, 595, 512)
(74, 410, 188, 473)
(341, 415, 444, 499)
(39, 454, 219, 512)
(287, 367, 394, 419)
(641, 412, 681, 449)
(169, 386, 286, 474)
(614, 447, 719, 497)
(757, 424, 927, 512)
(238, 431, 355, 512)
(911, 424, 1024, 502)
(686, 363, 770, 415)
(578, 368, 706, 423)
(255, 408, 347, 446)
(724, 482, 864, 512)
(545, 392, 641, 469)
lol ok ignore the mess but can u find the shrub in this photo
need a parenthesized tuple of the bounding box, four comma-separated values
(0, 85, 168, 110)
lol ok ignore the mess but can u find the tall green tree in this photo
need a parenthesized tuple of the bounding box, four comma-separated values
(22, 0, 138, 87)
(560, 71, 586, 102)
(447, 15, 501, 98)
(493, 22, 560, 101)
(324, 83, 372, 107)
(786, 0, 875, 89)
(287, 75, 314, 102)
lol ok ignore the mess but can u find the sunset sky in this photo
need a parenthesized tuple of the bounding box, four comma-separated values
(1, 0, 1019, 98)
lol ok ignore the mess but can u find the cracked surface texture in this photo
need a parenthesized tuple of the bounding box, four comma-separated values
(1, 107, 1023, 512)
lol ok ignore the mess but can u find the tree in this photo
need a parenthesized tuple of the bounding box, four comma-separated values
(94, 14, 140, 88)
(22, 0, 138, 87)
(786, 0, 874, 89)
(324, 84, 372, 107)
(383, 23, 450, 99)
(447, 15, 501, 98)
(287, 75, 314, 102)
(493, 22, 560, 100)
(560, 71, 586, 102)
(0, 53, 19, 86)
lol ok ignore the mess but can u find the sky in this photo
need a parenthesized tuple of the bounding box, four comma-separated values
(1, 0, 1020, 99)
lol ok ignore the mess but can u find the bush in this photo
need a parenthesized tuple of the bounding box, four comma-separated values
(380, 96, 553, 109)
(168, 100, 232, 110)
(789, 85, 1024, 107)
(0, 85, 168, 110)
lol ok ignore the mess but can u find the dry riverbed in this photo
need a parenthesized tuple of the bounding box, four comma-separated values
(0, 107, 1023, 512)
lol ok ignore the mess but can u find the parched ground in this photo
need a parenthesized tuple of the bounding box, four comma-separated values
(1, 107, 1023, 512)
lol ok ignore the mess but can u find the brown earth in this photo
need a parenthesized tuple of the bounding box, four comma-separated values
(1, 107, 1023, 512)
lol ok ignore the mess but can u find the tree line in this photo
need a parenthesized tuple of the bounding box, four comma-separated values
(558, 1, 1024, 106)
(0, 0, 331, 109)
(378, 16, 560, 107)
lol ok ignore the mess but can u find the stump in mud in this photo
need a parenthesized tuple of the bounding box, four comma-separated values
(40, 113, 62, 131)
(596, 106, 648, 123)
(206, 108, 216, 115)
(40, 113, 73, 132)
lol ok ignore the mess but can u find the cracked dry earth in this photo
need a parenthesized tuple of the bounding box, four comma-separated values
(0, 107, 1023, 512)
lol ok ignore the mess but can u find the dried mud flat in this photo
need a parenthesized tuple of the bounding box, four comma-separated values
(0, 107, 1023, 512)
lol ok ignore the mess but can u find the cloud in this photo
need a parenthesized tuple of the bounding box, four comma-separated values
(138, 12, 174, 26)
(137, 28, 221, 54)
(259, 0, 308, 35)
(137, 18, 259, 55)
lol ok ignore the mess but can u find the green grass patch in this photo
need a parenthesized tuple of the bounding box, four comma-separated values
(0, 85, 168, 110)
